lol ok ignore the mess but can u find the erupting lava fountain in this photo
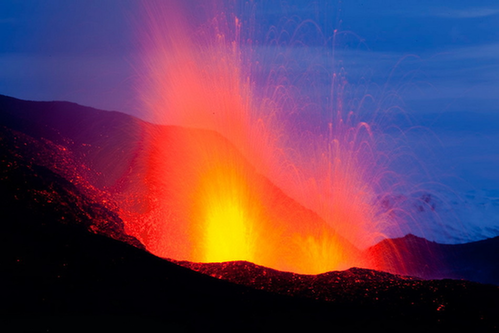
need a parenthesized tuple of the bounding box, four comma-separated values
(122, 1, 409, 275)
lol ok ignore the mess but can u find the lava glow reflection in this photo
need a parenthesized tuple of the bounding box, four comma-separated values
(126, 1, 397, 274)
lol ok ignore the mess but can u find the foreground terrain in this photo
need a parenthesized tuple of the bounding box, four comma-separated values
(1, 94, 498, 330)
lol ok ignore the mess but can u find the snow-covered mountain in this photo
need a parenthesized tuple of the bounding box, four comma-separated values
(380, 111, 499, 244)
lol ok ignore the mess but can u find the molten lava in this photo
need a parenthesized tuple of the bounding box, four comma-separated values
(122, 125, 368, 274)
(123, 1, 395, 274)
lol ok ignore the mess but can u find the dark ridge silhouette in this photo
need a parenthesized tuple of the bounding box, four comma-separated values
(367, 233, 499, 285)
(175, 259, 422, 302)
(0, 94, 146, 190)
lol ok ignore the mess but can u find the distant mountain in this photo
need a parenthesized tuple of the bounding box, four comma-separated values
(377, 190, 499, 245)
(367, 233, 499, 285)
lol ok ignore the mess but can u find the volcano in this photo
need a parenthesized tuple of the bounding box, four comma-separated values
(1, 94, 499, 330)
(0, 94, 371, 274)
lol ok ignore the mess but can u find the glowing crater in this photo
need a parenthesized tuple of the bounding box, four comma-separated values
(121, 1, 397, 275)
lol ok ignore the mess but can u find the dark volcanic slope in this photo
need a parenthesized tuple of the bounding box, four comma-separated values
(0, 94, 365, 269)
(178, 260, 499, 316)
(0, 124, 142, 249)
(2, 93, 498, 284)
(3, 187, 499, 331)
(1, 94, 499, 330)
(0, 94, 146, 190)
(3, 205, 499, 331)
(177, 260, 423, 302)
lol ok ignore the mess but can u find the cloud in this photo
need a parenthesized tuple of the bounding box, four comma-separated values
(430, 7, 499, 19)
(446, 43, 499, 60)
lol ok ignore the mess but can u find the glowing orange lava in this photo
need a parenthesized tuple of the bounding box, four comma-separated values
(123, 1, 393, 274)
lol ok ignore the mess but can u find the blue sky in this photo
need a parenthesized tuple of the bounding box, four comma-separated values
(0, 0, 499, 188)
(0, 0, 498, 192)
(0, 0, 498, 117)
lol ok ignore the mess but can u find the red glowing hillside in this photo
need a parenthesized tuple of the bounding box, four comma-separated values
(2, 94, 499, 330)
(1, 148, 498, 330)
(2, 94, 499, 285)
(129, 125, 374, 274)
(0, 94, 374, 274)
(134, 1, 397, 270)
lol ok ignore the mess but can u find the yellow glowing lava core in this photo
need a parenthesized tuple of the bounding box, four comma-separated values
(198, 165, 258, 263)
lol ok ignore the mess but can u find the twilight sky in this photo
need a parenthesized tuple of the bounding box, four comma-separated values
(1, 0, 498, 191)
(0, 0, 499, 188)
(0, 0, 499, 239)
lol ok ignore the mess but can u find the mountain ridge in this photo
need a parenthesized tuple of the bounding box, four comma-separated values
(1, 93, 498, 284)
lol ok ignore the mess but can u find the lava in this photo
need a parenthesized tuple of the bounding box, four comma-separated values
(123, 1, 400, 274)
